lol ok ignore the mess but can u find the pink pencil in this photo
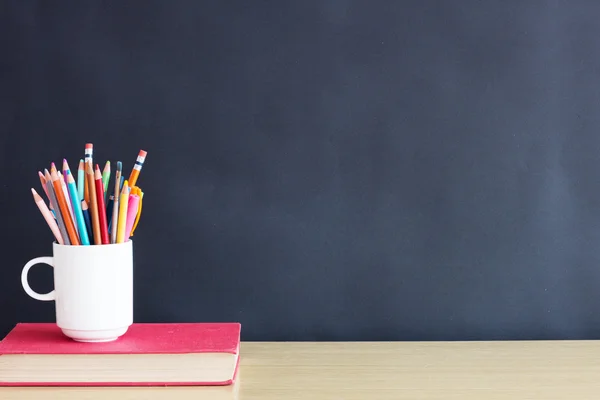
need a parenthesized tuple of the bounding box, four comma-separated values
(62, 158, 70, 186)
(31, 188, 63, 244)
(124, 194, 140, 239)
(37, 171, 53, 213)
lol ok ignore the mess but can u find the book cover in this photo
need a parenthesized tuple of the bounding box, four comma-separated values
(0, 322, 241, 386)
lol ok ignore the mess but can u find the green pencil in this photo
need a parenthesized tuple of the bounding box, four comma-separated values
(102, 161, 111, 201)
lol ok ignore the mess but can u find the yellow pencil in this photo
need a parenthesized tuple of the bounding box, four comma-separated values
(116, 180, 129, 243)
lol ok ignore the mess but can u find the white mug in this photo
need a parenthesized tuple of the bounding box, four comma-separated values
(21, 240, 134, 342)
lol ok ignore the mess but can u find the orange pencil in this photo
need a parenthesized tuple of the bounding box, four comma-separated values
(128, 150, 147, 187)
(86, 160, 101, 245)
(50, 167, 80, 245)
(94, 165, 110, 244)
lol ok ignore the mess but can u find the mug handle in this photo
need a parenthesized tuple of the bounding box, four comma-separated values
(21, 257, 55, 301)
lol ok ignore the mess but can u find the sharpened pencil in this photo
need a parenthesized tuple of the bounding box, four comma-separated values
(81, 200, 93, 241)
(86, 160, 101, 245)
(111, 161, 122, 243)
(31, 188, 63, 244)
(44, 169, 69, 245)
(67, 170, 90, 245)
(50, 167, 80, 245)
(102, 161, 110, 201)
(38, 171, 54, 215)
(95, 164, 110, 244)
(77, 159, 85, 202)
(116, 180, 129, 243)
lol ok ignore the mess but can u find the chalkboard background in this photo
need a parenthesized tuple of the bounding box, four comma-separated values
(2, 1, 600, 341)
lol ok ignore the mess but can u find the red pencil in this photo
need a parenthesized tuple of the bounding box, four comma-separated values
(94, 165, 110, 244)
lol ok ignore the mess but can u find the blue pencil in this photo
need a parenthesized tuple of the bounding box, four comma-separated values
(77, 159, 85, 201)
(66, 170, 90, 245)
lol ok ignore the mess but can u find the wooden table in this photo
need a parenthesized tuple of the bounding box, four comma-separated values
(2, 340, 600, 399)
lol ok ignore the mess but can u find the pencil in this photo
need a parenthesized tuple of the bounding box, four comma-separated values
(86, 160, 101, 245)
(130, 190, 143, 236)
(124, 193, 140, 239)
(106, 195, 114, 230)
(128, 150, 147, 187)
(50, 168, 80, 245)
(102, 161, 110, 201)
(59, 162, 76, 232)
(84, 144, 93, 203)
(81, 200, 93, 241)
(44, 170, 69, 245)
(77, 159, 85, 201)
(38, 171, 54, 214)
(62, 160, 69, 186)
(58, 171, 77, 235)
(95, 165, 110, 244)
(31, 188, 63, 244)
(66, 171, 90, 245)
(116, 180, 129, 243)
(111, 162, 122, 243)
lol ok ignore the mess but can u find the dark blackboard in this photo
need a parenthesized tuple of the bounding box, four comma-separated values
(2, 0, 600, 341)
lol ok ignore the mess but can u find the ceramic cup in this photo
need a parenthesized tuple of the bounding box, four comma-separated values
(21, 240, 133, 342)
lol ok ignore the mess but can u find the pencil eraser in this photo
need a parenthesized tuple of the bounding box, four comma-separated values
(138, 150, 147, 157)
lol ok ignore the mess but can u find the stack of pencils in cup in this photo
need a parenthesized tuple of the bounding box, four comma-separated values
(31, 143, 148, 246)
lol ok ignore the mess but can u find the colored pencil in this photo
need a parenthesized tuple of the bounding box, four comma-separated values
(84, 144, 93, 203)
(124, 193, 140, 239)
(33, 145, 148, 245)
(44, 170, 69, 245)
(50, 168, 80, 245)
(116, 180, 129, 243)
(38, 171, 54, 214)
(31, 188, 63, 244)
(62, 160, 69, 186)
(86, 160, 101, 245)
(77, 159, 85, 201)
(102, 161, 110, 201)
(81, 200, 93, 241)
(94, 165, 110, 244)
(106, 195, 114, 229)
(128, 150, 147, 187)
(130, 190, 144, 236)
(66, 171, 90, 245)
(59, 170, 78, 235)
(111, 162, 122, 243)
(57, 171, 77, 235)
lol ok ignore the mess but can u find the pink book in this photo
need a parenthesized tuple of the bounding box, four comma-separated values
(0, 322, 241, 386)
